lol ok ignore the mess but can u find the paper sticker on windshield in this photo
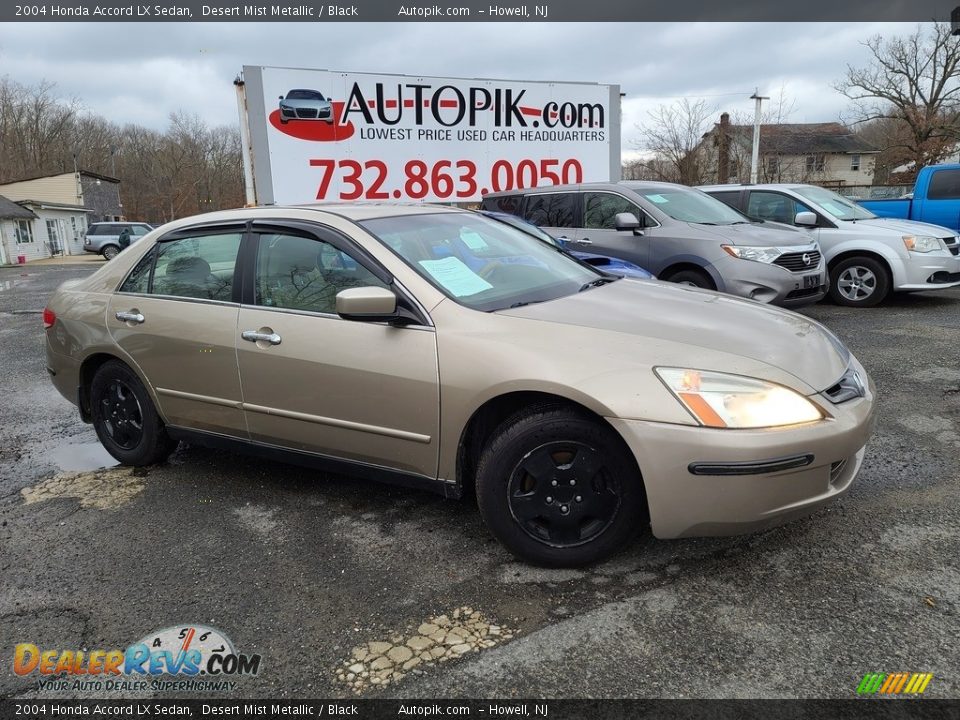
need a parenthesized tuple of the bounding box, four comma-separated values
(419, 257, 493, 297)
(646, 194, 669, 204)
(460, 230, 489, 251)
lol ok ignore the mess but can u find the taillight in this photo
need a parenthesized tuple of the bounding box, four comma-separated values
(42, 307, 56, 329)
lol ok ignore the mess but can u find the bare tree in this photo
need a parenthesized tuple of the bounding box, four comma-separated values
(836, 23, 960, 178)
(0, 77, 243, 222)
(635, 98, 717, 185)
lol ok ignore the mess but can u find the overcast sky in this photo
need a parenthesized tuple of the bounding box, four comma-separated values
(0, 21, 922, 158)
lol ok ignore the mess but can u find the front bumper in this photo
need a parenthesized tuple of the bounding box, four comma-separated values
(608, 369, 877, 539)
(896, 252, 960, 291)
(713, 254, 828, 307)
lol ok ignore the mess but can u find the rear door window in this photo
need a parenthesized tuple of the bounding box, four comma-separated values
(150, 232, 242, 301)
(522, 193, 577, 227)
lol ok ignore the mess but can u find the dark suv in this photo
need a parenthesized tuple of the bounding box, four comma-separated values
(83, 222, 154, 260)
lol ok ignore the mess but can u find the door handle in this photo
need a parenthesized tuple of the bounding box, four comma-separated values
(241, 330, 282, 346)
(115, 311, 145, 324)
(578, 237, 593, 245)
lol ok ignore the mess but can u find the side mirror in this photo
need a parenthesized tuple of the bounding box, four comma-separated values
(278, 95, 284, 100)
(614, 212, 641, 232)
(336, 286, 398, 322)
(795, 211, 818, 227)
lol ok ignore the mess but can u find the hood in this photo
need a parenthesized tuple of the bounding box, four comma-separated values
(690, 222, 811, 247)
(499, 279, 849, 393)
(855, 217, 957, 239)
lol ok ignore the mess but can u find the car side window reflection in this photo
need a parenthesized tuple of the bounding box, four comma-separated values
(522, 193, 577, 227)
(584, 193, 644, 229)
(151, 233, 241, 301)
(255, 233, 388, 314)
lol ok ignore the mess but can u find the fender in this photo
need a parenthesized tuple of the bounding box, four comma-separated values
(821, 238, 906, 287)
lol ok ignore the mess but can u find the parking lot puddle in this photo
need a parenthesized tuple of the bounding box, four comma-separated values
(49, 442, 119, 472)
(21, 467, 145, 509)
(335, 606, 515, 694)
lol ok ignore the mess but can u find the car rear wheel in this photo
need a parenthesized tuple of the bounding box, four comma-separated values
(90, 360, 176, 466)
(101, 244, 120, 261)
(475, 406, 646, 567)
(829, 256, 890, 307)
(666, 268, 714, 289)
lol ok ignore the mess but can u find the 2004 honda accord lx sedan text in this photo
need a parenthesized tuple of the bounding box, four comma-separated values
(43, 204, 877, 567)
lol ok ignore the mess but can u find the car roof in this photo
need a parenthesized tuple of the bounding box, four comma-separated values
(291, 202, 467, 221)
(483, 180, 696, 198)
(150, 203, 468, 230)
(698, 183, 815, 192)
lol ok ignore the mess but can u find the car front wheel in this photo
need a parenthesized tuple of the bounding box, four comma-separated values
(90, 360, 176, 466)
(666, 268, 714, 289)
(829, 256, 890, 307)
(476, 406, 646, 567)
(101, 244, 120, 260)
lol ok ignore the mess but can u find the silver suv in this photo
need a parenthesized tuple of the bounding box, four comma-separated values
(83, 222, 153, 260)
(481, 182, 827, 307)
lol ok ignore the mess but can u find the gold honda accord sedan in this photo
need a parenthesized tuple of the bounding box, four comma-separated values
(44, 204, 877, 566)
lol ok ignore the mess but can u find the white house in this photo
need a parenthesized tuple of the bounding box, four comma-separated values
(0, 194, 91, 263)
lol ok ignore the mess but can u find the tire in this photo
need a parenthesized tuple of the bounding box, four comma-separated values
(280, 117, 288, 125)
(666, 268, 714, 289)
(475, 406, 647, 567)
(90, 360, 176, 466)
(829, 256, 890, 307)
(101, 244, 120, 261)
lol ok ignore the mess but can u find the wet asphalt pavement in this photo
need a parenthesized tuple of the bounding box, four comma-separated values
(0, 262, 958, 700)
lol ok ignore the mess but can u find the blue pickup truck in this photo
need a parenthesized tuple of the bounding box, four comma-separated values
(858, 164, 960, 231)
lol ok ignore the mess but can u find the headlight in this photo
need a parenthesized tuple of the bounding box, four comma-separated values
(721, 245, 782, 264)
(655, 367, 824, 429)
(902, 235, 942, 253)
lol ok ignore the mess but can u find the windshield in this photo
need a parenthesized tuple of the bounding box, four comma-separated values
(485, 212, 558, 246)
(635, 187, 749, 224)
(793, 186, 876, 221)
(287, 89, 325, 100)
(361, 212, 603, 312)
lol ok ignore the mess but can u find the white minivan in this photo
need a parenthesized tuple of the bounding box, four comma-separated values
(701, 184, 960, 307)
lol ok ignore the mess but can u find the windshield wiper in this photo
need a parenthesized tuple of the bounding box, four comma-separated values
(579, 277, 617, 292)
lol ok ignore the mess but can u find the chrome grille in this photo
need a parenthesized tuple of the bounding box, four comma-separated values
(774, 250, 822, 272)
(943, 236, 959, 256)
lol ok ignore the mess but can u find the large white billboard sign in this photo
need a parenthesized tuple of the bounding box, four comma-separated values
(242, 66, 620, 204)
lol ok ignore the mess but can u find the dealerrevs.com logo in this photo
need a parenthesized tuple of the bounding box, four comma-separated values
(857, 672, 934, 696)
(269, 80, 607, 143)
(13, 625, 261, 692)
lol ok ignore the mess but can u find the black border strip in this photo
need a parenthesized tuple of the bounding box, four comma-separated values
(688, 453, 815, 476)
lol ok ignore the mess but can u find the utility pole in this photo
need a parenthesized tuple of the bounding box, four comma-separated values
(749, 89, 768, 184)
